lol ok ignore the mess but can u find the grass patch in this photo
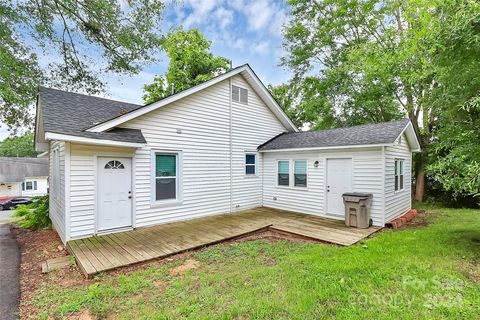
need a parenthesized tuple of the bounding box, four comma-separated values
(35, 205, 480, 319)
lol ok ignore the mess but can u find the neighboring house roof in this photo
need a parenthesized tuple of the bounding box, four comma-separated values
(0, 157, 49, 182)
(258, 119, 421, 152)
(37, 87, 146, 144)
(85, 64, 298, 133)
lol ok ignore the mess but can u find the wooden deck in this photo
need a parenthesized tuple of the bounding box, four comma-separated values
(67, 207, 380, 276)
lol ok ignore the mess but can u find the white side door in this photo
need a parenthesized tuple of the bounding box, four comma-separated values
(97, 157, 132, 231)
(326, 158, 353, 216)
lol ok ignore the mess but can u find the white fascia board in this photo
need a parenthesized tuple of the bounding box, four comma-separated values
(258, 143, 389, 153)
(86, 65, 298, 133)
(395, 121, 421, 152)
(44, 132, 145, 148)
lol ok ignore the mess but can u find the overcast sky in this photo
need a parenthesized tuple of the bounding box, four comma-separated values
(0, 0, 292, 140)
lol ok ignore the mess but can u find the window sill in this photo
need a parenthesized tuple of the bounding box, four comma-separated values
(244, 175, 259, 179)
(275, 185, 309, 191)
(150, 199, 183, 208)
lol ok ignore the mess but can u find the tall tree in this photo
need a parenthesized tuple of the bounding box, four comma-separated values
(143, 27, 230, 104)
(428, 0, 480, 201)
(0, 0, 166, 131)
(0, 132, 38, 157)
(281, 0, 476, 201)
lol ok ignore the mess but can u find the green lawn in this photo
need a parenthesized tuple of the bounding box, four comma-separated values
(36, 205, 480, 319)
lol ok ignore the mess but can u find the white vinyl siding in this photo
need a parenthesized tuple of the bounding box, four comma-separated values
(385, 133, 412, 222)
(262, 147, 385, 226)
(49, 140, 66, 243)
(118, 74, 286, 227)
(230, 75, 286, 210)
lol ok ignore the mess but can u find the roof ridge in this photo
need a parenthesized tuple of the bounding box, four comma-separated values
(295, 118, 410, 135)
(257, 132, 288, 150)
(39, 86, 141, 106)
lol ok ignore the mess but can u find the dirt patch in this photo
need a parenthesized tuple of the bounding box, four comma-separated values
(402, 209, 431, 228)
(226, 228, 326, 245)
(10, 225, 89, 319)
(66, 309, 95, 320)
(169, 259, 200, 276)
(153, 279, 167, 294)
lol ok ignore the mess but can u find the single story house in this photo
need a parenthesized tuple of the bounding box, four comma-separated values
(0, 157, 49, 199)
(34, 64, 420, 244)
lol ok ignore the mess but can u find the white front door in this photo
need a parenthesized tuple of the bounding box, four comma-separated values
(326, 158, 353, 216)
(97, 157, 132, 231)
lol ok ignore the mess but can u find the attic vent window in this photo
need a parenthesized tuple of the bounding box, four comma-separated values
(232, 85, 248, 104)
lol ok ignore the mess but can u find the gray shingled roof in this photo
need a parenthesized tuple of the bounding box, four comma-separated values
(0, 157, 49, 182)
(38, 87, 146, 143)
(258, 119, 410, 151)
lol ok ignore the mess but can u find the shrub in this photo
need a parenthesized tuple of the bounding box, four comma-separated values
(13, 195, 51, 229)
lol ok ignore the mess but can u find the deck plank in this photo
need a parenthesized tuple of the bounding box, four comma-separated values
(68, 207, 381, 277)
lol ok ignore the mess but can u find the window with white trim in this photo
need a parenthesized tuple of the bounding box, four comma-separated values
(232, 85, 248, 104)
(277, 160, 289, 186)
(155, 154, 177, 201)
(394, 159, 404, 191)
(245, 153, 256, 175)
(294, 160, 307, 187)
(23, 182, 35, 191)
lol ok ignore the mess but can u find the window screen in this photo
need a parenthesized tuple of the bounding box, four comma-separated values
(155, 154, 177, 201)
(245, 154, 256, 175)
(278, 161, 289, 186)
(294, 160, 307, 187)
(394, 159, 404, 191)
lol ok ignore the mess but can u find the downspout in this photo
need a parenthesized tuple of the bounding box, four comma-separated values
(64, 142, 71, 242)
(229, 77, 233, 213)
(381, 146, 386, 227)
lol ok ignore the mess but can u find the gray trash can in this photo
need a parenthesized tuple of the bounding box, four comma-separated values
(342, 193, 373, 228)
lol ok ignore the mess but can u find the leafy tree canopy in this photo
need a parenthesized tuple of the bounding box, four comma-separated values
(1, 0, 166, 131)
(143, 27, 230, 104)
(428, 1, 480, 200)
(281, 0, 480, 201)
(0, 131, 38, 157)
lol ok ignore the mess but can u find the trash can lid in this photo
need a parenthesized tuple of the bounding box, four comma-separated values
(342, 192, 373, 198)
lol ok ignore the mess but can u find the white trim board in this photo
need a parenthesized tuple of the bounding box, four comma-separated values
(44, 132, 145, 148)
(86, 65, 298, 134)
(395, 121, 421, 152)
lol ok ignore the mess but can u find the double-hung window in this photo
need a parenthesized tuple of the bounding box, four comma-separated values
(277, 161, 290, 186)
(394, 159, 404, 191)
(155, 154, 177, 201)
(294, 160, 307, 187)
(245, 153, 256, 175)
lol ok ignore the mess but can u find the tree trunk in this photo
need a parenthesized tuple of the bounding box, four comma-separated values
(415, 156, 426, 202)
